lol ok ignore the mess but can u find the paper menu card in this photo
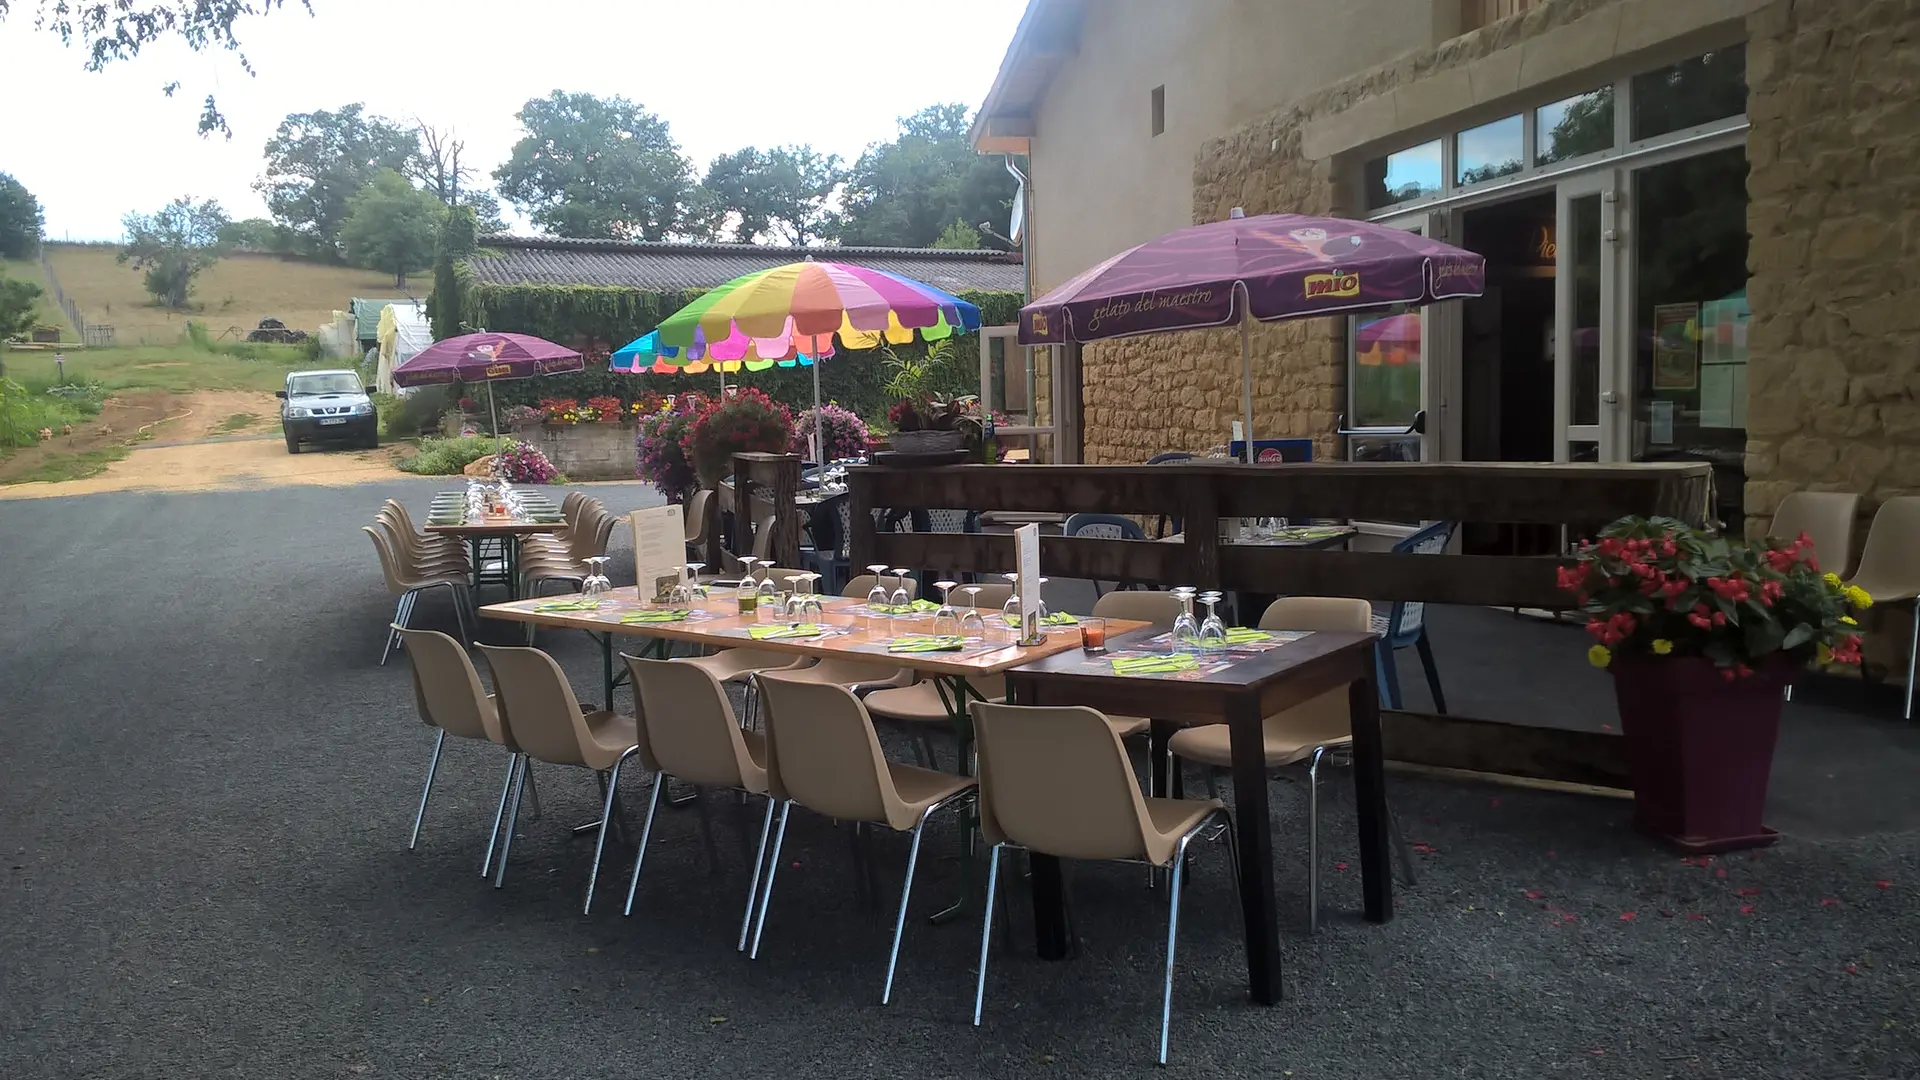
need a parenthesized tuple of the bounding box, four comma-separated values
(631, 505, 686, 602)
(1015, 522, 1042, 644)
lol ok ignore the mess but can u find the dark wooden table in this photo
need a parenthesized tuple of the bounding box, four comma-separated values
(1003, 627, 1391, 1006)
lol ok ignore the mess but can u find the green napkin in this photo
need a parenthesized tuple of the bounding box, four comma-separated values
(749, 623, 827, 640)
(888, 635, 966, 653)
(1004, 611, 1078, 627)
(621, 610, 691, 624)
(874, 599, 940, 615)
(535, 599, 603, 612)
(1111, 654, 1199, 675)
(1183, 627, 1272, 647)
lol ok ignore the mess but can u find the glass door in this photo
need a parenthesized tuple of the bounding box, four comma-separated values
(978, 325, 1056, 462)
(1553, 170, 1622, 462)
(1347, 211, 1452, 462)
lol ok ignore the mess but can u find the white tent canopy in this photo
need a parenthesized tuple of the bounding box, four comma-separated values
(374, 301, 432, 395)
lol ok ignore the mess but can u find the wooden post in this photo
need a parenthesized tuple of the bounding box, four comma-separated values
(733, 452, 803, 571)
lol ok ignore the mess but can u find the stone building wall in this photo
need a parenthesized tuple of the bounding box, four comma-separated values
(513, 422, 638, 482)
(1740, 0, 1920, 539)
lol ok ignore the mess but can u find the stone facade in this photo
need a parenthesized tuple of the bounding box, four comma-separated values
(513, 422, 637, 482)
(1740, 0, 1920, 540)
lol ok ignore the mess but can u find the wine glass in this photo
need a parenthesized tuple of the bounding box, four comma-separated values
(959, 585, 986, 641)
(865, 564, 891, 610)
(735, 557, 762, 618)
(796, 572, 824, 622)
(755, 572, 779, 621)
(932, 580, 960, 639)
(1035, 576, 1051, 621)
(685, 561, 707, 599)
(739, 555, 762, 587)
(1198, 590, 1227, 648)
(1001, 592, 1022, 634)
(668, 566, 693, 607)
(581, 556, 612, 603)
(888, 569, 913, 616)
(1170, 586, 1200, 654)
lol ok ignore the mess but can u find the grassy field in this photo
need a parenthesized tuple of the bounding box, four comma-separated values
(0, 256, 69, 334)
(2, 342, 331, 393)
(42, 243, 429, 346)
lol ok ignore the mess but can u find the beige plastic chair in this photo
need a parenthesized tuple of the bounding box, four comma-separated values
(842, 573, 920, 603)
(381, 500, 470, 562)
(623, 655, 773, 941)
(365, 525, 472, 665)
(1847, 496, 1920, 719)
(394, 626, 522, 878)
(968, 700, 1233, 1065)
(521, 507, 618, 591)
(374, 509, 470, 575)
(1167, 596, 1413, 931)
(1769, 491, 1861, 579)
(475, 643, 641, 914)
(1090, 589, 1185, 740)
(684, 489, 713, 550)
(748, 673, 977, 1004)
(764, 575, 928, 698)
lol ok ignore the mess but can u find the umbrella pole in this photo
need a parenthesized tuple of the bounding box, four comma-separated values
(489, 380, 501, 453)
(1239, 303, 1255, 464)
(809, 336, 824, 464)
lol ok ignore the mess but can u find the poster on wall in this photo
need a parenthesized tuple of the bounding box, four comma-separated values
(1701, 293, 1750, 367)
(1652, 302, 1700, 390)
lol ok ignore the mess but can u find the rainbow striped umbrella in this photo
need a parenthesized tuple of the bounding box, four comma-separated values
(650, 257, 980, 460)
(610, 330, 817, 389)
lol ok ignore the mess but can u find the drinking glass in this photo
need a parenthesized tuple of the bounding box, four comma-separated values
(668, 566, 693, 607)
(796, 572, 825, 622)
(1001, 592, 1022, 633)
(959, 585, 986, 641)
(736, 556, 762, 617)
(685, 561, 707, 599)
(1198, 590, 1227, 648)
(931, 580, 960, 638)
(1170, 586, 1200, 654)
(888, 569, 913, 615)
(581, 556, 612, 602)
(755, 573, 779, 619)
(1035, 576, 1051, 621)
(1079, 616, 1108, 652)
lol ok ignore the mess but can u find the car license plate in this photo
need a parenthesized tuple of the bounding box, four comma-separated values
(319, 417, 346, 426)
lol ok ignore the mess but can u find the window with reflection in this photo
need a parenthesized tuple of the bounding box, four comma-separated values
(1536, 86, 1615, 165)
(1348, 304, 1423, 464)
(1363, 140, 1443, 210)
(1456, 115, 1524, 185)
(1631, 45, 1747, 141)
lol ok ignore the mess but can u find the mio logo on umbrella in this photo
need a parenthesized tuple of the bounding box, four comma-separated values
(1303, 271, 1361, 300)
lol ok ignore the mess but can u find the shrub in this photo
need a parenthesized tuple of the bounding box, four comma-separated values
(792, 403, 870, 461)
(0, 377, 85, 447)
(682, 388, 793, 483)
(384, 384, 452, 439)
(396, 434, 497, 475)
(493, 440, 562, 484)
(636, 392, 704, 502)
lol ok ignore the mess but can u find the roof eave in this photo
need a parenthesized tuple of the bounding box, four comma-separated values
(968, 0, 1079, 152)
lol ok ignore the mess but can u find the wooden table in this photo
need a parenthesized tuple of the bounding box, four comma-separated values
(423, 492, 564, 598)
(1003, 626, 1390, 1006)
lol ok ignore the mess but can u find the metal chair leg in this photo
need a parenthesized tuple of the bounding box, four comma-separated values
(444, 582, 470, 647)
(622, 772, 668, 916)
(482, 753, 518, 877)
(1159, 832, 1196, 1066)
(382, 593, 415, 665)
(1308, 745, 1328, 933)
(749, 801, 792, 959)
(973, 842, 1005, 1026)
(493, 755, 529, 888)
(408, 729, 447, 849)
(584, 748, 638, 915)
(882, 810, 932, 1005)
(738, 795, 776, 949)
(1415, 631, 1446, 714)
(1374, 639, 1402, 710)
(1905, 603, 1917, 721)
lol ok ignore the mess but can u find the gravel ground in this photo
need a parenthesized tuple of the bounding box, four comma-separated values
(2, 480, 1918, 1079)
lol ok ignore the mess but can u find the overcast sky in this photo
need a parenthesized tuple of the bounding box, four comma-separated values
(2, 0, 1027, 242)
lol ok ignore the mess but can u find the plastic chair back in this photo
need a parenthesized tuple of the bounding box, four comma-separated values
(1769, 491, 1860, 579)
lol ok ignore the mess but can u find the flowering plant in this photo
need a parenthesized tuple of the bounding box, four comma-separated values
(627, 391, 668, 420)
(1560, 515, 1868, 679)
(491, 439, 562, 484)
(537, 397, 586, 424)
(792, 403, 871, 461)
(682, 387, 794, 483)
(636, 392, 705, 502)
(586, 395, 624, 422)
(500, 404, 544, 428)
(456, 396, 478, 411)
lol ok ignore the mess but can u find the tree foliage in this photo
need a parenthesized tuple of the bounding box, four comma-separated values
(831, 104, 1019, 248)
(696, 145, 844, 245)
(409, 121, 505, 232)
(0, 273, 43, 339)
(118, 197, 229, 309)
(257, 103, 418, 260)
(0, 172, 45, 259)
(493, 92, 695, 241)
(342, 169, 444, 287)
(429, 206, 479, 341)
(0, 1, 308, 136)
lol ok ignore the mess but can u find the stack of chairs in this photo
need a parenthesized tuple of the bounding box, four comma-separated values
(365, 500, 474, 665)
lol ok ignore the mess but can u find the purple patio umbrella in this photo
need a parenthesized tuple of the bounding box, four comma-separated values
(1019, 209, 1485, 460)
(392, 331, 585, 442)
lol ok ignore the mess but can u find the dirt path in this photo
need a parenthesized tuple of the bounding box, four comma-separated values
(0, 388, 412, 499)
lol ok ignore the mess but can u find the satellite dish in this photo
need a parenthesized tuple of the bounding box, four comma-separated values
(1008, 175, 1026, 244)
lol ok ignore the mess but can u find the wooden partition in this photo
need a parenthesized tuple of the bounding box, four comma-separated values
(847, 460, 1714, 789)
(733, 452, 804, 571)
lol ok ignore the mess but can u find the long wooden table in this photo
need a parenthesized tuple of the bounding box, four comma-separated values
(423, 490, 565, 598)
(1004, 626, 1388, 1007)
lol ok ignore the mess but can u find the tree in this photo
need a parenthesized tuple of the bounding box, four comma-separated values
(341, 170, 444, 287)
(832, 104, 1019, 248)
(256, 104, 418, 260)
(0, 274, 42, 338)
(0, 172, 44, 258)
(697, 145, 843, 245)
(932, 219, 982, 250)
(493, 91, 695, 241)
(118, 197, 228, 309)
(407, 121, 506, 233)
(215, 216, 284, 251)
(0, 1, 308, 136)
(429, 205, 478, 341)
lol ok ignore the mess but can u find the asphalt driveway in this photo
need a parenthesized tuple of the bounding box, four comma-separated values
(2, 480, 1917, 1079)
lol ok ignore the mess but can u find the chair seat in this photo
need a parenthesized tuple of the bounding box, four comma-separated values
(396, 569, 470, 591)
(580, 710, 641, 771)
(774, 658, 913, 692)
(1108, 714, 1150, 738)
(1142, 796, 1225, 858)
(885, 760, 976, 816)
(864, 680, 1004, 723)
(1166, 712, 1352, 769)
(680, 649, 807, 683)
(1845, 575, 1919, 603)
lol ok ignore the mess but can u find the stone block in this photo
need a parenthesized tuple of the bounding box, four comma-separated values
(1843, 292, 1920, 337)
(1516, 8, 1622, 87)
(1812, 216, 1883, 264)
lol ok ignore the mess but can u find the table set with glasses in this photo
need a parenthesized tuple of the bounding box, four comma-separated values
(424, 480, 569, 598)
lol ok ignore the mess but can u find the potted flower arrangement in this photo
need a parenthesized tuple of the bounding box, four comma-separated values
(586, 395, 624, 423)
(636, 392, 705, 502)
(682, 387, 795, 485)
(501, 404, 544, 431)
(491, 439, 562, 484)
(886, 395, 981, 455)
(1561, 515, 1870, 852)
(793, 403, 871, 462)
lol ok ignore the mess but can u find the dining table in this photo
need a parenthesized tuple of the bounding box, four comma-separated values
(1003, 624, 1391, 1007)
(423, 490, 567, 598)
(1159, 523, 1358, 624)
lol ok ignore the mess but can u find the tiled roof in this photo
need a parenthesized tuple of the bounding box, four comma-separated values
(465, 235, 1026, 295)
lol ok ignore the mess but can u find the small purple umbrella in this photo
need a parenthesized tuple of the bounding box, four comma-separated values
(392, 332, 585, 442)
(1020, 210, 1485, 459)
